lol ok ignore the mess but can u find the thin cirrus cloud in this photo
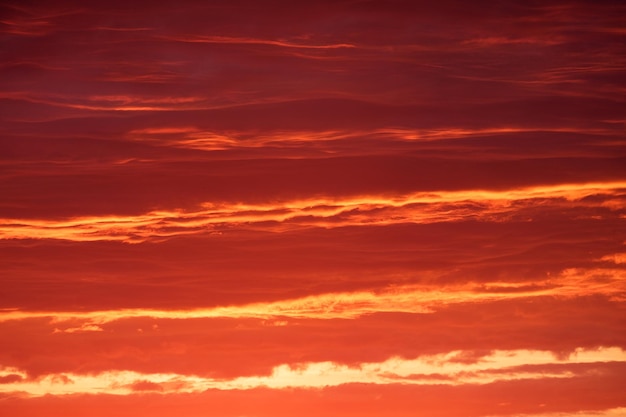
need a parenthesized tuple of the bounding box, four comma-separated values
(1, 0, 625, 416)
(1, 181, 624, 243)
(160, 34, 357, 50)
(0, 265, 624, 326)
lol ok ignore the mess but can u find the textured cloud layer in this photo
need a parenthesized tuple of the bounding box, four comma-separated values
(1, 0, 625, 416)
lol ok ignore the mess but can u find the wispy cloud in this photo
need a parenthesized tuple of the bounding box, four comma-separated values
(1, 1, 624, 416)
(1, 265, 623, 325)
(1, 182, 623, 242)
(1, 347, 624, 396)
(160, 34, 356, 49)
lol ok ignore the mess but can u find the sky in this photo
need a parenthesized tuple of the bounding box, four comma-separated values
(0, 0, 625, 416)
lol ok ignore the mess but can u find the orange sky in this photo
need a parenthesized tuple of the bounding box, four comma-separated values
(1, 1, 625, 416)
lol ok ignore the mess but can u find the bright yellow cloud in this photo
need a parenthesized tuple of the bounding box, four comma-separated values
(1, 347, 623, 397)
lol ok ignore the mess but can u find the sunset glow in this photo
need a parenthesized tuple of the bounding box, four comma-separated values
(1, 1, 625, 416)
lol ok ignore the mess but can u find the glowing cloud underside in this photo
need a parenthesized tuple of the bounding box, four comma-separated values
(1, 1, 625, 416)
(1, 265, 624, 324)
(1, 182, 624, 243)
(1, 347, 624, 396)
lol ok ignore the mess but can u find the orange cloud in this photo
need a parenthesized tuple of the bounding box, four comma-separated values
(1, 265, 623, 326)
(0, 181, 623, 243)
(124, 126, 619, 154)
(1, 2, 625, 416)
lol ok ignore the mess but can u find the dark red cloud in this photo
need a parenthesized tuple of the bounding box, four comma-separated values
(1, 0, 624, 414)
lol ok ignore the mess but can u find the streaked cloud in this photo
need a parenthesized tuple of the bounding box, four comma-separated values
(1, 265, 623, 325)
(1, 347, 623, 397)
(161, 34, 356, 49)
(486, 409, 626, 417)
(1, 0, 624, 415)
(1, 181, 623, 243)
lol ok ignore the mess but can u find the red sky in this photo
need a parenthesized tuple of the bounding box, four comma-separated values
(1, 1, 625, 416)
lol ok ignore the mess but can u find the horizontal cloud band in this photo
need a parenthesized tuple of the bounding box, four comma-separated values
(1, 347, 624, 397)
(1, 181, 624, 243)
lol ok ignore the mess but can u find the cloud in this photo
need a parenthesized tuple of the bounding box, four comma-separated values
(160, 34, 356, 50)
(0, 347, 623, 397)
(1, 1, 624, 415)
(485, 408, 626, 417)
(1, 264, 624, 327)
(0, 367, 27, 384)
(1, 205, 624, 315)
(53, 323, 103, 334)
(1, 181, 623, 242)
(0, 374, 23, 384)
(1, 385, 625, 417)
(126, 380, 164, 392)
(0, 275, 623, 380)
